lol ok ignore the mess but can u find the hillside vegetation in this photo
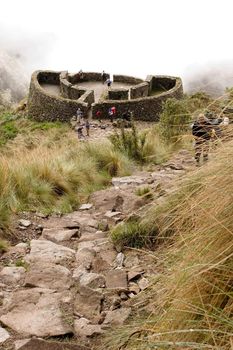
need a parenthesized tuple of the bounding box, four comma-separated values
(102, 132, 233, 350)
(0, 90, 223, 237)
(1, 89, 233, 349)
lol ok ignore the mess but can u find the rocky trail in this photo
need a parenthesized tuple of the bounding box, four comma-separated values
(0, 149, 196, 350)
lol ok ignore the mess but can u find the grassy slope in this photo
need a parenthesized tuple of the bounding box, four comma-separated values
(103, 136, 233, 350)
(0, 111, 175, 238)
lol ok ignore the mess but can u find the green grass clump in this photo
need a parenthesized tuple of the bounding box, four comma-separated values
(111, 219, 158, 249)
(0, 121, 18, 145)
(135, 186, 153, 200)
(15, 259, 29, 269)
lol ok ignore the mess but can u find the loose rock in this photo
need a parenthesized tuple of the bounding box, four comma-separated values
(79, 203, 93, 210)
(105, 270, 128, 290)
(103, 307, 131, 326)
(74, 317, 103, 337)
(0, 326, 10, 344)
(42, 228, 80, 243)
(0, 266, 26, 285)
(18, 219, 31, 227)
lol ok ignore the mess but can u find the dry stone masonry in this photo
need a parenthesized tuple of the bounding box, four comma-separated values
(27, 70, 183, 122)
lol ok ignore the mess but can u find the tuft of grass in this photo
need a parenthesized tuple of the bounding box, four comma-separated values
(135, 186, 153, 199)
(110, 219, 158, 249)
(0, 239, 9, 253)
(15, 258, 29, 270)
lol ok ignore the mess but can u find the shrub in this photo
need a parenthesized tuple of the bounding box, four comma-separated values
(159, 98, 191, 143)
(109, 123, 170, 165)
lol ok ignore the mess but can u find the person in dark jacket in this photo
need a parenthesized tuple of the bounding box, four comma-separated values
(192, 113, 214, 165)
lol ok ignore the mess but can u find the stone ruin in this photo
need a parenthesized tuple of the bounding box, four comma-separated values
(27, 70, 184, 122)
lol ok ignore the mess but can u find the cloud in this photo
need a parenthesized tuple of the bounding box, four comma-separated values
(183, 61, 233, 97)
(0, 23, 56, 102)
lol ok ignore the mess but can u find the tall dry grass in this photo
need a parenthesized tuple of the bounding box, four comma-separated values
(102, 132, 233, 350)
(0, 133, 132, 231)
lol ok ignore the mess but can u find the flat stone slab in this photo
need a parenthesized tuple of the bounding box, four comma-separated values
(25, 240, 75, 265)
(78, 230, 106, 243)
(16, 338, 87, 350)
(65, 212, 98, 229)
(79, 203, 93, 210)
(105, 270, 128, 290)
(43, 217, 80, 230)
(0, 325, 10, 343)
(112, 175, 150, 187)
(0, 266, 26, 285)
(42, 228, 79, 243)
(0, 288, 73, 337)
(25, 263, 73, 290)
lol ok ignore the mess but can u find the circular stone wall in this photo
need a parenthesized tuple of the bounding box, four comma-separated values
(27, 71, 89, 122)
(27, 71, 183, 122)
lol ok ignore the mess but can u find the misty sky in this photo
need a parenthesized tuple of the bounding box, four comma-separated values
(1, 0, 233, 91)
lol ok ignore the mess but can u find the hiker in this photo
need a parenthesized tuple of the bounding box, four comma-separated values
(105, 78, 112, 88)
(77, 126, 85, 140)
(76, 108, 83, 123)
(78, 69, 84, 80)
(108, 106, 116, 122)
(70, 115, 77, 129)
(192, 113, 214, 165)
(95, 110, 102, 122)
(122, 110, 131, 122)
(108, 107, 114, 122)
(101, 71, 106, 84)
(85, 119, 90, 137)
